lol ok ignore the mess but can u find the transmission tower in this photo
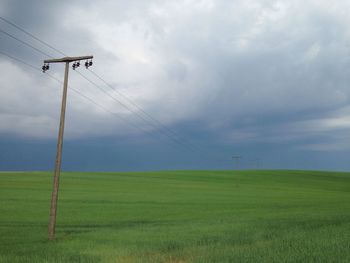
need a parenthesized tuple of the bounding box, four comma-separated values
(232, 155, 242, 170)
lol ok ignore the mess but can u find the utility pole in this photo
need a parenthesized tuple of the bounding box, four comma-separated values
(43, 55, 93, 240)
(232, 156, 242, 170)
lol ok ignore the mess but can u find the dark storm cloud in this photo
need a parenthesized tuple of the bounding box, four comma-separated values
(1, 0, 350, 171)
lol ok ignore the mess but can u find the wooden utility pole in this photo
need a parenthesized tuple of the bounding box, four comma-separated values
(43, 55, 93, 240)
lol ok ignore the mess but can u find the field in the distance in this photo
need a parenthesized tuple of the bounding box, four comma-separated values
(0, 170, 350, 262)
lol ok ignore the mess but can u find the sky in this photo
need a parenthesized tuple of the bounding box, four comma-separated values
(1, 0, 350, 171)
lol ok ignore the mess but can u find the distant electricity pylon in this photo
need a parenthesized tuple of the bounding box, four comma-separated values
(249, 158, 261, 169)
(232, 156, 242, 170)
(43, 55, 93, 240)
(254, 158, 261, 169)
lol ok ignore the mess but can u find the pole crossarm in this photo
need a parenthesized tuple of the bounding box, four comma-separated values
(44, 55, 93, 63)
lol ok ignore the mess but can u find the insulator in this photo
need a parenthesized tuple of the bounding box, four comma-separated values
(85, 61, 89, 68)
(45, 64, 49, 70)
(76, 62, 80, 67)
(89, 60, 93, 66)
(42, 65, 46, 72)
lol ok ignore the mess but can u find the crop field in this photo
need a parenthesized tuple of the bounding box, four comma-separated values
(0, 170, 350, 262)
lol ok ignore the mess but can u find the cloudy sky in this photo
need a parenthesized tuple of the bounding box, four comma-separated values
(1, 0, 350, 171)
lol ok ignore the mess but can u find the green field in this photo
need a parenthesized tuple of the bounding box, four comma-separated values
(0, 170, 350, 262)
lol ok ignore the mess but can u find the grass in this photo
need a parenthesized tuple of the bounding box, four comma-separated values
(0, 170, 350, 262)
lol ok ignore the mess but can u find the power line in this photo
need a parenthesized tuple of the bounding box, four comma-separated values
(0, 51, 112, 114)
(0, 35, 193, 152)
(1, 50, 233, 164)
(0, 15, 201, 152)
(0, 50, 182, 148)
(88, 69, 203, 151)
(75, 69, 196, 150)
(0, 15, 196, 151)
(0, 28, 53, 58)
(0, 16, 66, 57)
(0, 52, 126, 125)
(0, 16, 233, 163)
(0, 50, 42, 71)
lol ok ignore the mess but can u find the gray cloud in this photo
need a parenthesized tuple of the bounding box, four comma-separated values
(1, 0, 350, 154)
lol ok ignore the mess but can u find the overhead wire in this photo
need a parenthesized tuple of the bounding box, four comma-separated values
(88, 68, 203, 151)
(0, 15, 232, 164)
(0, 15, 201, 150)
(0, 50, 170, 139)
(0, 28, 53, 58)
(86, 70, 239, 159)
(0, 15, 197, 151)
(74, 70, 197, 151)
(0, 16, 66, 57)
